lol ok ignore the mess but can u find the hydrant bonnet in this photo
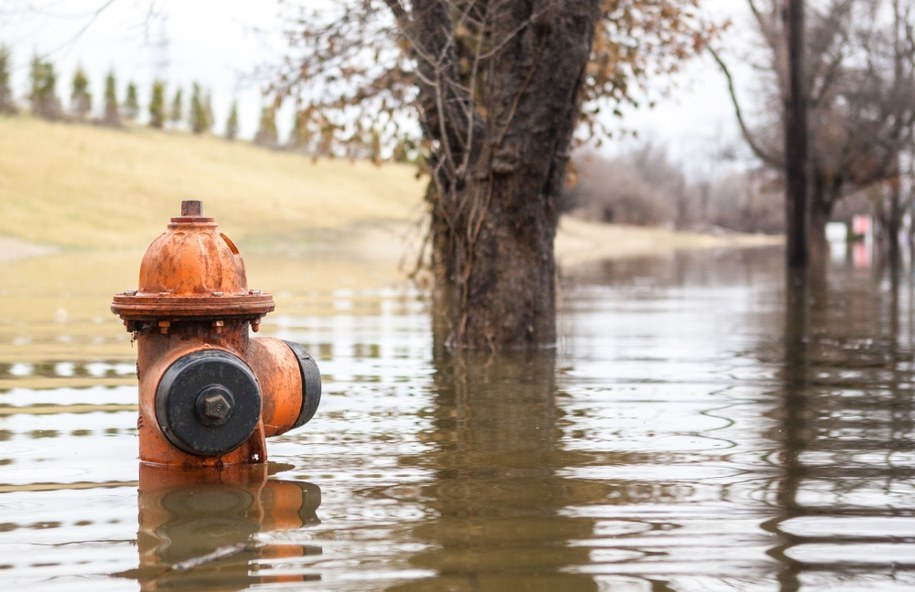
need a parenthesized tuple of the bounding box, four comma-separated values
(111, 200, 275, 326)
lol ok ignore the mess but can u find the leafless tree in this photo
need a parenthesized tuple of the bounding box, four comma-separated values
(277, 1, 716, 350)
(565, 152, 676, 226)
(712, 0, 915, 266)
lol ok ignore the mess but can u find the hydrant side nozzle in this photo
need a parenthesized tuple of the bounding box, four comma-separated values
(283, 340, 322, 430)
(155, 349, 262, 457)
(246, 337, 321, 438)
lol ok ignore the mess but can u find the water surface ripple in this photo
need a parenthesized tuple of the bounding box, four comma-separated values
(1, 248, 913, 591)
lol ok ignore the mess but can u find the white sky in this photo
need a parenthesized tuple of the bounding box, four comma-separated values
(0, 0, 288, 137)
(0, 0, 760, 170)
(614, 0, 761, 173)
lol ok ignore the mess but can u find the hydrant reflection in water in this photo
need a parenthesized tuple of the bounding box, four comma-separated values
(115, 464, 321, 589)
(111, 201, 321, 467)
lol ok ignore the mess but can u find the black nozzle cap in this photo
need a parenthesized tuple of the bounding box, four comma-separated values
(283, 340, 322, 429)
(156, 349, 261, 457)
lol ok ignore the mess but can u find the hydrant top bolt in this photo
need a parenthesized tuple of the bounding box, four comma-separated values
(181, 200, 203, 217)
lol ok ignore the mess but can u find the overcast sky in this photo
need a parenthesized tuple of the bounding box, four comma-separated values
(0, 0, 287, 137)
(0, 0, 758, 170)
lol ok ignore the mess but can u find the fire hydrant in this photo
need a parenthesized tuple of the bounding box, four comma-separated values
(111, 201, 320, 467)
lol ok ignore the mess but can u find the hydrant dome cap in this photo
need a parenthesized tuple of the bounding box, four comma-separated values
(111, 204, 275, 321)
(138, 225, 246, 296)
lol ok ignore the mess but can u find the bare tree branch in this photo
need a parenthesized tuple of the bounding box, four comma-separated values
(41, 0, 117, 58)
(381, 0, 409, 26)
(707, 44, 781, 167)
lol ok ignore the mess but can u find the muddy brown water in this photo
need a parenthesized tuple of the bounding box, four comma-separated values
(1, 247, 914, 591)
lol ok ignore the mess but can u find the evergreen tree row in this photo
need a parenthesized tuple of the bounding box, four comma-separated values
(0, 44, 242, 139)
(0, 43, 388, 159)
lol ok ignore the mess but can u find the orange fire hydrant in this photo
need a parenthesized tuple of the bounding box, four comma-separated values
(111, 201, 320, 467)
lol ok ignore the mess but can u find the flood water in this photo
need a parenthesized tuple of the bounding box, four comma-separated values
(1, 246, 914, 591)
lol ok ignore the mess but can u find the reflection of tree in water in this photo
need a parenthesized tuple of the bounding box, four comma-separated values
(390, 349, 598, 592)
(762, 265, 915, 590)
(562, 248, 784, 290)
(390, 348, 695, 592)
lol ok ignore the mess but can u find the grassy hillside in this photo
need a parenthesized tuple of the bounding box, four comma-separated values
(0, 115, 780, 265)
(0, 116, 426, 250)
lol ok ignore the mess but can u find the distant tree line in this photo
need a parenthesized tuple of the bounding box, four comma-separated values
(0, 43, 293, 152)
(0, 46, 216, 132)
(0, 45, 15, 115)
(0, 42, 390, 161)
(566, 144, 800, 236)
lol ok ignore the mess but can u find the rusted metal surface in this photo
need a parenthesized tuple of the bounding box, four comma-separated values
(135, 334, 267, 467)
(180, 200, 202, 216)
(112, 201, 320, 468)
(111, 202, 274, 327)
(248, 338, 304, 438)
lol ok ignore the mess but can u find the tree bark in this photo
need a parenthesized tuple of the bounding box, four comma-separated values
(809, 196, 830, 272)
(885, 178, 902, 265)
(808, 167, 833, 273)
(783, 0, 809, 269)
(415, 1, 601, 350)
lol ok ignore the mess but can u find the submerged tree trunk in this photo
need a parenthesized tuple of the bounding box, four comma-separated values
(809, 195, 830, 274)
(783, 0, 809, 269)
(807, 168, 831, 272)
(414, 2, 601, 350)
(451, 158, 563, 349)
(886, 180, 902, 265)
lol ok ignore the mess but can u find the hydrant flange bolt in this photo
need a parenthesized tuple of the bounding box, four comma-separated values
(156, 350, 261, 457)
